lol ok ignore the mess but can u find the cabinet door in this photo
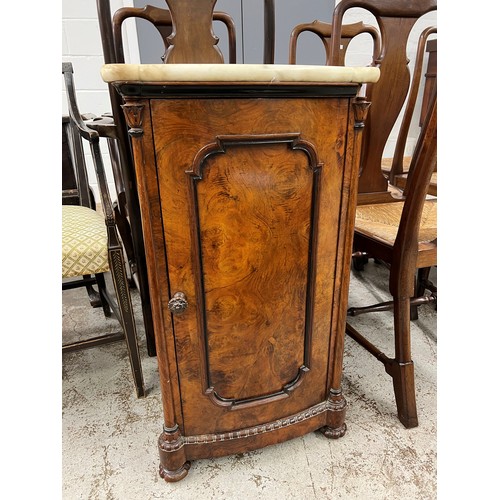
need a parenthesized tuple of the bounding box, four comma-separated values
(152, 96, 351, 436)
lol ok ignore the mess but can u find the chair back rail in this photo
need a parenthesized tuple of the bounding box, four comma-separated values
(63, 116, 92, 208)
(289, 20, 380, 65)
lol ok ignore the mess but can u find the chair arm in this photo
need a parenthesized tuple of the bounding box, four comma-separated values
(62, 62, 100, 143)
(86, 116, 119, 140)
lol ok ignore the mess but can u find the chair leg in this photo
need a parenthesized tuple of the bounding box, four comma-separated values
(84, 274, 102, 308)
(351, 251, 369, 271)
(412, 266, 438, 320)
(346, 292, 420, 427)
(416, 267, 432, 297)
(386, 296, 418, 428)
(95, 272, 111, 317)
(108, 246, 146, 398)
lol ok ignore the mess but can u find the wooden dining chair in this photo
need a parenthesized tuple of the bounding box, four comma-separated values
(346, 92, 437, 428)
(62, 62, 145, 398)
(329, 0, 437, 204)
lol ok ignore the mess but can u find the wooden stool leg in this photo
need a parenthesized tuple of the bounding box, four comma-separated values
(386, 296, 418, 428)
(108, 246, 146, 398)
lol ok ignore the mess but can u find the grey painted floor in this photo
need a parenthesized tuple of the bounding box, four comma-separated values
(62, 263, 437, 499)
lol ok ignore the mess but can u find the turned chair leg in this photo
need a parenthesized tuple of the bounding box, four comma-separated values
(108, 245, 146, 398)
(386, 296, 418, 428)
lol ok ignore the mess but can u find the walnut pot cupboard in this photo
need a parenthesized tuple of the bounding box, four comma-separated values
(102, 64, 377, 482)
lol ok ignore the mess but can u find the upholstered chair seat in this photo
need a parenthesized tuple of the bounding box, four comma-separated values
(62, 205, 109, 278)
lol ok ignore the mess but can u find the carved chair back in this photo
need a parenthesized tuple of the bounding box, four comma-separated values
(388, 27, 437, 185)
(289, 20, 381, 66)
(62, 115, 93, 209)
(112, 4, 237, 64)
(329, 0, 437, 201)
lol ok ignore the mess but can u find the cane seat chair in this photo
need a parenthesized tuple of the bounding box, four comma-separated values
(346, 92, 437, 428)
(62, 62, 145, 398)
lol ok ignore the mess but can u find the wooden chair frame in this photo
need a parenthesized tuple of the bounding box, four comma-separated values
(62, 62, 145, 398)
(97, 0, 157, 357)
(346, 92, 437, 428)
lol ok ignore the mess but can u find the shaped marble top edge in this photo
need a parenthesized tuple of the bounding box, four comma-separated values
(100, 63, 380, 84)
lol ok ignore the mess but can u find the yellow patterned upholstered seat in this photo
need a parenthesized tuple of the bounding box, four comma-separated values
(62, 205, 109, 278)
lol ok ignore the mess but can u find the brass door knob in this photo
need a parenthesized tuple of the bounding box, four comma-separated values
(168, 292, 188, 314)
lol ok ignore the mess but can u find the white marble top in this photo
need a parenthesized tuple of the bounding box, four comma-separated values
(101, 63, 380, 84)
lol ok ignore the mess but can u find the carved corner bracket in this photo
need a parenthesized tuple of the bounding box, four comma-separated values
(121, 102, 145, 137)
(352, 97, 371, 129)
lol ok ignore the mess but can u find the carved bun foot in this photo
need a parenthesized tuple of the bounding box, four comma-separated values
(319, 423, 347, 439)
(159, 461, 191, 482)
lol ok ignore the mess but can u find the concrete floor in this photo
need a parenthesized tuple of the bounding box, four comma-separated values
(62, 263, 437, 499)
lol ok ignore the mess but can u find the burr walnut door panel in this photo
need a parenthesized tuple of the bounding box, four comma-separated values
(151, 97, 351, 436)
